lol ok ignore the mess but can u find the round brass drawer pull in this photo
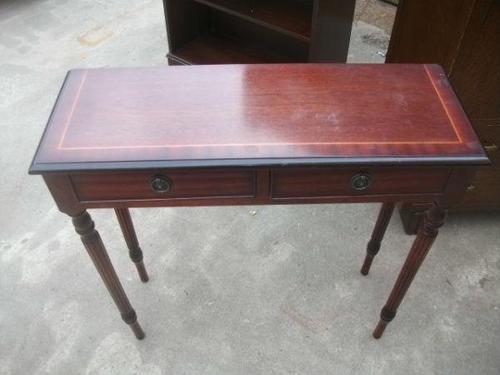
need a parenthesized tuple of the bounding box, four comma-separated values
(351, 173, 372, 191)
(150, 175, 172, 193)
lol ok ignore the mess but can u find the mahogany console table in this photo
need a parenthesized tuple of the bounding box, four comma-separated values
(29, 64, 488, 340)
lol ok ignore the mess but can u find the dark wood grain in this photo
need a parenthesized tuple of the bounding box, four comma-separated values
(43, 174, 83, 216)
(361, 202, 395, 276)
(115, 208, 149, 282)
(271, 167, 450, 199)
(163, 0, 355, 64)
(43, 166, 452, 215)
(46, 166, 453, 211)
(192, 0, 313, 41)
(29, 64, 488, 174)
(163, 0, 209, 53)
(72, 211, 145, 339)
(209, 10, 310, 60)
(168, 5, 310, 65)
(446, 0, 500, 210)
(309, 0, 356, 62)
(373, 201, 445, 339)
(31, 63, 488, 340)
(169, 33, 300, 65)
(458, 167, 500, 210)
(72, 169, 256, 202)
(386, 0, 475, 70)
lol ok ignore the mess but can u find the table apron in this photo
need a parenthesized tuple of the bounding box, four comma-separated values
(78, 193, 444, 209)
(42, 166, 456, 214)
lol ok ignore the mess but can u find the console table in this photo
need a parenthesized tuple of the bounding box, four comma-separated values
(29, 64, 488, 340)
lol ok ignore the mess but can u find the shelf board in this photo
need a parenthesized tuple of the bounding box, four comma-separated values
(193, 0, 312, 42)
(170, 33, 301, 64)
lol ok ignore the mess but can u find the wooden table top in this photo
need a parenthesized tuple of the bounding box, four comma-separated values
(30, 64, 488, 173)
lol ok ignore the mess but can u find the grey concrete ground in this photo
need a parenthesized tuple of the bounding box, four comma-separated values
(1, 0, 499, 374)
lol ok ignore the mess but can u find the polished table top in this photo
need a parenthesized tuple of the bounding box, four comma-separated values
(29, 64, 487, 174)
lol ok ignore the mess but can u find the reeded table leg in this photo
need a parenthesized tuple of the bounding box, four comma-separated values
(72, 211, 145, 340)
(361, 202, 395, 275)
(115, 208, 149, 282)
(373, 201, 445, 339)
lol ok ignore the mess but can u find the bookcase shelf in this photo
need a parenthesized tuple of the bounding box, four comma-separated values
(163, 0, 355, 65)
(192, 0, 313, 42)
(169, 33, 301, 65)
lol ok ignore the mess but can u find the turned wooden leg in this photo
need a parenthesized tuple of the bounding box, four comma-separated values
(72, 211, 145, 340)
(115, 208, 149, 282)
(373, 201, 445, 339)
(361, 202, 395, 275)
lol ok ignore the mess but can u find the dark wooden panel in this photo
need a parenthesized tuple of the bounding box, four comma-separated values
(386, 0, 475, 70)
(170, 32, 302, 65)
(387, 0, 500, 216)
(448, 0, 500, 120)
(271, 167, 450, 198)
(71, 169, 256, 202)
(79, 193, 443, 209)
(44, 167, 447, 212)
(163, 0, 210, 52)
(210, 10, 309, 60)
(476, 125, 500, 164)
(163, 0, 354, 64)
(309, 0, 356, 62)
(29, 64, 488, 174)
(192, 0, 313, 41)
(170, 8, 310, 65)
(43, 174, 83, 216)
(456, 166, 500, 210)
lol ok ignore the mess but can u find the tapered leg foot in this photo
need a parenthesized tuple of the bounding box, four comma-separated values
(121, 310, 145, 340)
(372, 201, 445, 338)
(373, 320, 387, 339)
(130, 321, 145, 340)
(361, 202, 395, 275)
(361, 238, 379, 276)
(72, 211, 146, 340)
(115, 208, 149, 282)
(372, 307, 395, 338)
(134, 261, 149, 283)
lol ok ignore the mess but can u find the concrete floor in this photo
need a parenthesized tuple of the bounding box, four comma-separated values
(1, 0, 499, 374)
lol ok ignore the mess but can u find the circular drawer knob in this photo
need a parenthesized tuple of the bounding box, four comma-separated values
(151, 175, 172, 193)
(351, 173, 372, 191)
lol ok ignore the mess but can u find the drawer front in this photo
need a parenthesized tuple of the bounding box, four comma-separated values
(71, 169, 256, 202)
(271, 167, 450, 198)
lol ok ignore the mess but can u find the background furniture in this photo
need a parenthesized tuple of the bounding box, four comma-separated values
(30, 64, 487, 339)
(386, 0, 500, 233)
(162, 0, 356, 65)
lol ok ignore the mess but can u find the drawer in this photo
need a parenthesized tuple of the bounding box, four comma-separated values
(71, 169, 256, 202)
(271, 167, 451, 198)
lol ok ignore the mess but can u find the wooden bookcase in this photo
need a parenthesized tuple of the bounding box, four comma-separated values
(162, 0, 356, 65)
(386, 0, 500, 233)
